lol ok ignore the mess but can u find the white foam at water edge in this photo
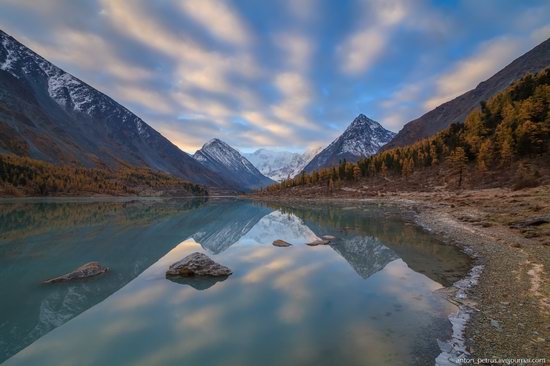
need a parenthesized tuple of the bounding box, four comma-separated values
(435, 257, 484, 366)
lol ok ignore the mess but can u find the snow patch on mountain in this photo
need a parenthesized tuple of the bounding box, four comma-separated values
(0, 31, 149, 138)
(193, 138, 274, 191)
(244, 146, 322, 181)
(304, 114, 396, 172)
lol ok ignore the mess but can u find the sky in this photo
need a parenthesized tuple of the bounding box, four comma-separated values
(0, 0, 549, 154)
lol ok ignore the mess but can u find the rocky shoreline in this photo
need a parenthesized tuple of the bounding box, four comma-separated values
(252, 185, 550, 363)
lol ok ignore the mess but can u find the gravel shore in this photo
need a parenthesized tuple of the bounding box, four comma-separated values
(389, 186, 549, 362)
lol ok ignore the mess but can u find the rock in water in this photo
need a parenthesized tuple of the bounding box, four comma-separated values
(273, 240, 292, 247)
(166, 252, 232, 277)
(306, 240, 330, 246)
(42, 262, 109, 284)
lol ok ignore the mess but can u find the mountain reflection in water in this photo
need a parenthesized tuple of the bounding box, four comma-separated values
(0, 198, 470, 365)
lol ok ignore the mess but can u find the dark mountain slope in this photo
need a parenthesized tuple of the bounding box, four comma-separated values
(384, 37, 550, 150)
(0, 30, 229, 188)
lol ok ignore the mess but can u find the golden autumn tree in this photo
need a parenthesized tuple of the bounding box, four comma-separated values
(448, 147, 468, 188)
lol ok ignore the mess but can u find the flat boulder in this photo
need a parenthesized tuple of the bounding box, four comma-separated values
(306, 239, 330, 246)
(42, 262, 109, 284)
(273, 240, 292, 247)
(166, 252, 232, 277)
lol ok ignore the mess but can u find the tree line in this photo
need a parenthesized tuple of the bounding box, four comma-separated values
(262, 67, 550, 193)
(0, 154, 208, 196)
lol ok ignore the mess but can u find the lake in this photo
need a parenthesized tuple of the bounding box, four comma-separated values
(0, 198, 471, 366)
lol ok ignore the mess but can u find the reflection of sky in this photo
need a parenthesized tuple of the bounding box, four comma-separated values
(5, 236, 457, 366)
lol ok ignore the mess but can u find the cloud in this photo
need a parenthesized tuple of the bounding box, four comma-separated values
(274, 32, 313, 71)
(531, 24, 550, 44)
(271, 72, 316, 129)
(339, 29, 388, 75)
(381, 84, 422, 109)
(424, 37, 523, 110)
(381, 113, 406, 132)
(179, 0, 251, 47)
(338, 0, 407, 75)
(18, 29, 152, 83)
(241, 111, 294, 137)
(113, 85, 175, 115)
(378, 83, 426, 130)
(286, 0, 319, 22)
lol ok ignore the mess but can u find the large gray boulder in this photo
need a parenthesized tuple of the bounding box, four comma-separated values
(42, 262, 109, 284)
(166, 252, 232, 277)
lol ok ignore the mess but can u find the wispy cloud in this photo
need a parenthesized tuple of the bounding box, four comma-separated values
(1, 0, 548, 152)
(18, 29, 152, 84)
(338, 0, 407, 75)
(113, 85, 175, 115)
(179, 0, 252, 47)
(424, 37, 523, 110)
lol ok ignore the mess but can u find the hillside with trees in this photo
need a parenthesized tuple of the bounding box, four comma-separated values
(0, 154, 208, 197)
(259, 68, 550, 196)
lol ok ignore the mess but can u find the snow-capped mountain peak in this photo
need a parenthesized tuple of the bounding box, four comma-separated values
(193, 138, 274, 191)
(304, 114, 395, 172)
(244, 146, 322, 181)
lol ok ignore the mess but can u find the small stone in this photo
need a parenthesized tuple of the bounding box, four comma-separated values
(490, 319, 502, 331)
(273, 240, 292, 247)
(306, 239, 330, 246)
(166, 252, 232, 277)
(42, 262, 109, 284)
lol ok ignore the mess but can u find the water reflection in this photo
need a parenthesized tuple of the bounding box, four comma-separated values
(0, 198, 471, 365)
(166, 275, 229, 290)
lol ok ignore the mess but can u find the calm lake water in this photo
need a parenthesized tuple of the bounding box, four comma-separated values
(0, 198, 471, 366)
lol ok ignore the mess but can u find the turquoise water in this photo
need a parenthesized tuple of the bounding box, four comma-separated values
(0, 198, 470, 366)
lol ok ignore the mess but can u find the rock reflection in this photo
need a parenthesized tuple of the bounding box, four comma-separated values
(166, 276, 229, 290)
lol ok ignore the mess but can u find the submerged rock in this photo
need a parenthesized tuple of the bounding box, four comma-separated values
(306, 239, 330, 246)
(166, 252, 232, 277)
(42, 262, 109, 284)
(273, 239, 292, 247)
